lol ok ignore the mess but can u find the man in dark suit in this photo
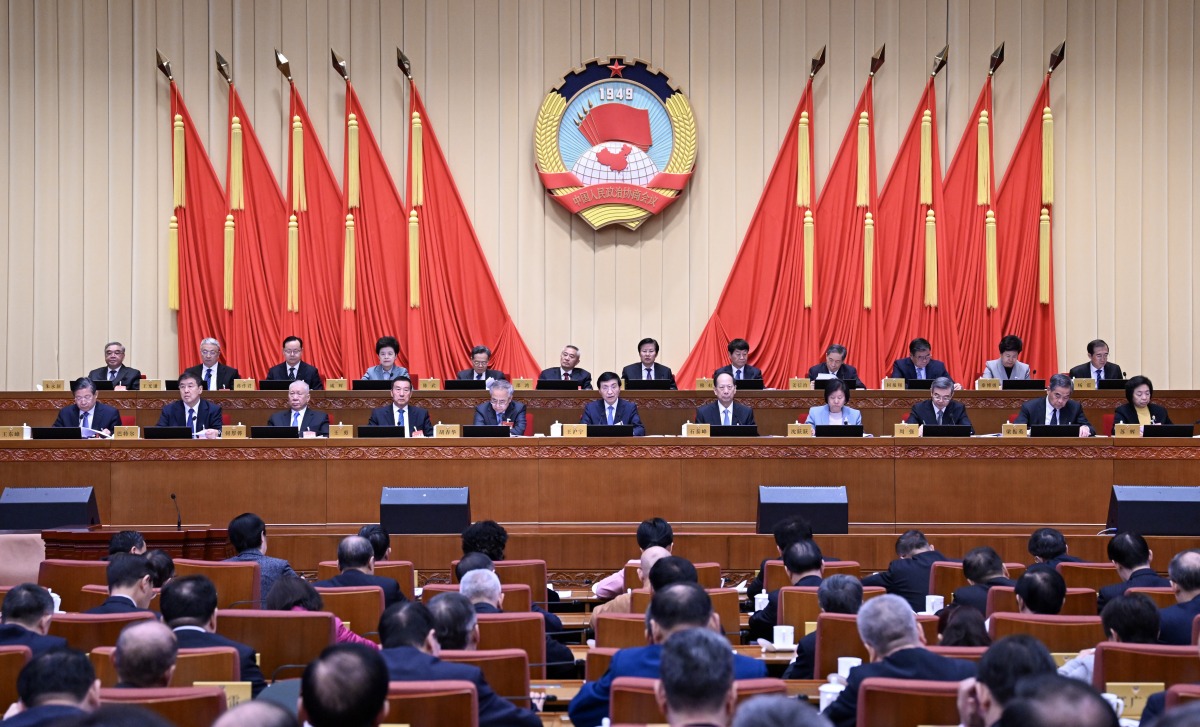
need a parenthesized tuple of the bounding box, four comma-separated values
(300, 643, 390, 727)
(748, 540, 824, 642)
(1014, 374, 1095, 437)
(569, 583, 767, 727)
(905, 377, 974, 433)
(807, 343, 864, 388)
(223, 512, 298, 599)
(460, 568, 577, 679)
(538, 344, 592, 389)
(782, 574, 862, 680)
(183, 337, 241, 391)
(695, 372, 756, 427)
(1015, 569, 1067, 615)
(956, 634, 1057, 727)
(1097, 532, 1170, 612)
(84, 554, 155, 615)
(155, 371, 223, 438)
(0, 585, 68, 658)
(314, 536, 404, 608)
(581, 371, 645, 435)
(161, 574, 267, 696)
(952, 546, 1015, 614)
(456, 345, 507, 382)
(658, 628, 738, 726)
(52, 378, 121, 437)
(620, 337, 677, 389)
(266, 381, 329, 436)
(5, 649, 100, 727)
(890, 337, 960, 389)
(265, 336, 324, 390)
(821, 594, 976, 727)
(88, 341, 141, 390)
(1158, 549, 1200, 645)
(713, 338, 763, 382)
(472, 379, 525, 435)
(112, 620, 176, 688)
(379, 600, 541, 727)
(1067, 338, 1123, 383)
(365, 376, 433, 437)
(1026, 527, 1084, 572)
(863, 530, 952, 612)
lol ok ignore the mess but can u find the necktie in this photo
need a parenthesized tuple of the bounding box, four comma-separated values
(186, 408, 195, 432)
(723, 408, 731, 426)
(607, 405, 615, 425)
(644, 368, 652, 380)
(109, 369, 117, 382)
(917, 367, 926, 380)
(397, 408, 407, 437)
(936, 409, 943, 425)
(204, 369, 213, 390)
(289, 367, 296, 381)
(291, 411, 300, 428)
(1096, 369, 1102, 385)
(1051, 408, 1059, 426)
(563, 372, 570, 381)
(80, 411, 90, 429)
(476, 372, 482, 380)
(735, 369, 742, 380)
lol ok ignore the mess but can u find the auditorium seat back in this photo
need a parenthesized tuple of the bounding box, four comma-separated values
(985, 585, 1097, 617)
(421, 583, 531, 613)
(385, 680, 478, 727)
(473, 612, 546, 679)
(99, 686, 227, 727)
(0, 646, 31, 709)
(765, 560, 859, 591)
(38, 559, 109, 613)
(1092, 642, 1200, 693)
(214, 609, 336, 681)
(440, 648, 530, 708)
(1055, 562, 1119, 592)
(314, 585, 385, 643)
(174, 559, 261, 609)
(49, 612, 156, 653)
(855, 677, 961, 727)
(317, 560, 415, 601)
(987, 613, 1105, 653)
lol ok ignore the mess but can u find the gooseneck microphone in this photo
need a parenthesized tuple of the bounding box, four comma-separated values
(171, 493, 182, 531)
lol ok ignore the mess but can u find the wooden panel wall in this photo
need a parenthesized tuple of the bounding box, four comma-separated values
(1, 0, 1196, 388)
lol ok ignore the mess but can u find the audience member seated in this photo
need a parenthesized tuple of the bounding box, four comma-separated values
(1098, 531, 1170, 612)
(106, 532, 147, 558)
(820, 594, 976, 727)
(890, 337, 960, 388)
(223, 512, 298, 599)
(155, 371, 222, 438)
(1066, 339, 1122, 384)
(472, 379, 526, 435)
(212, 700, 300, 727)
(265, 336, 324, 390)
(593, 517, 674, 600)
(713, 338, 763, 382)
(359, 524, 393, 562)
(112, 620, 177, 688)
(1142, 702, 1200, 727)
(1015, 569, 1067, 615)
(88, 342, 142, 390)
(0, 585, 68, 658)
(650, 557, 700, 591)
(957, 635, 1056, 727)
(620, 337, 678, 389)
(377, 601, 540, 727)
(362, 335, 408, 381)
(748, 540, 824, 642)
(592, 546, 671, 616)
(954, 546, 1016, 614)
(460, 568, 576, 678)
(1114, 375, 1172, 426)
(462, 521, 509, 562)
(456, 345, 507, 382)
(314, 536, 404, 608)
(981, 335, 1032, 381)
(1158, 549, 1200, 646)
(184, 337, 240, 391)
(580, 371, 646, 435)
(266, 381, 330, 436)
(695, 372, 757, 427)
(782, 574, 863, 679)
(807, 343, 864, 388)
(455, 552, 563, 631)
(938, 603, 991, 647)
(299, 644, 388, 727)
(160, 575, 267, 697)
(656, 627, 737, 727)
(1027, 527, 1083, 572)
(265, 576, 377, 649)
(428, 592, 478, 651)
(365, 376, 432, 437)
(732, 694, 829, 727)
(1059, 593, 1159, 685)
(84, 554, 155, 615)
(568, 583, 766, 727)
(5, 649, 100, 727)
(905, 377, 973, 432)
(52, 378, 121, 437)
(1013, 374, 1094, 437)
(144, 550, 174, 589)
(539, 344, 593, 389)
(805, 378, 862, 426)
(746, 516, 818, 601)
(996, 673, 1118, 727)
(863, 530, 950, 612)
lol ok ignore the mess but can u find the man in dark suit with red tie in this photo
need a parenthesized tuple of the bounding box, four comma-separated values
(538, 344, 593, 389)
(52, 378, 122, 437)
(620, 337, 677, 389)
(156, 371, 223, 438)
(265, 336, 324, 390)
(366, 376, 433, 436)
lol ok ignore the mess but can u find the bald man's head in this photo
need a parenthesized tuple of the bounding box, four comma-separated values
(639, 546, 671, 589)
(114, 620, 177, 688)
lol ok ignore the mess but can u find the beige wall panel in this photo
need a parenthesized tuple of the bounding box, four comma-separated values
(683, 0, 711, 350)
(0, 2, 9, 386)
(733, 0, 764, 248)
(613, 0, 646, 354)
(1089, 0, 1117, 369)
(1193, 1, 1200, 386)
(1111, 1, 1143, 376)
(517, 0, 550, 362)
(252, 0, 284, 180)
(657, 0, 691, 371)
(704, 0, 736, 312)
(32, 0, 62, 382)
(84, 0, 117, 361)
(1138, 0, 1169, 386)
(6, 1, 36, 388)
(378, 1, 407, 185)
(141, 0, 171, 377)
(59, 1, 87, 376)
(326, 1, 351, 184)
(1164, 0, 1193, 387)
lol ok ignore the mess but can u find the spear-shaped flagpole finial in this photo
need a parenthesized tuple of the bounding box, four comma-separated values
(156, 50, 173, 81)
(1048, 41, 1065, 75)
(810, 46, 826, 79)
(214, 51, 233, 85)
(869, 44, 886, 77)
(931, 44, 948, 77)
(331, 49, 349, 81)
(275, 49, 292, 82)
(989, 42, 1005, 77)
(397, 48, 413, 80)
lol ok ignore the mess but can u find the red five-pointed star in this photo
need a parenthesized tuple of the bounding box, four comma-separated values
(607, 60, 626, 77)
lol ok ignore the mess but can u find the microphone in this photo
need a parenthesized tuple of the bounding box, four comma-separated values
(171, 493, 182, 531)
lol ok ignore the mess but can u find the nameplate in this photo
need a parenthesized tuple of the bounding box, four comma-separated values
(222, 424, 248, 439)
(1104, 681, 1164, 718)
(1002, 423, 1028, 438)
(1113, 423, 1141, 438)
(1050, 652, 1075, 667)
(42, 379, 66, 392)
(685, 423, 710, 437)
(694, 377, 714, 390)
(325, 378, 349, 391)
(975, 378, 1001, 391)
(194, 681, 253, 710)
(804, 621, 817, 635)
(433, 423, 461, 438)
(882, 378, 906, 390)
(562, 424, 588, 438)
(419, 378, 442, 391)
(113, 426, 140, 440)
(232, 379, 256, 391)
(141, 379, 164, 391)
(788, 378, 813, 391)
(1073, 377, 1097, 390)
(0, 426, 26, 440)
(329, 424, 353, 439)
(787, 423, 814, 438)
(894, 423, 920, 438)
(512, 378, 534, 390)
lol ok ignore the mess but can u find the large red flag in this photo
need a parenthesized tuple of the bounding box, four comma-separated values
(223, 84, 286, 380)
(814, 79, 882, 384)
(942, 77, 999, 383)
(168, 82, 230, 371)
(283, 82, 345, 379)
(339, 82, 409, 380)
(403, 81, 539, 381)
(876, 78, 955, 381)
(677, 80, 819, 388)
(994, 76, 1058, 378)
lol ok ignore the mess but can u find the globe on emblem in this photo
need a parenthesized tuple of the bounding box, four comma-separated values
(571, 141, 660, 186)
